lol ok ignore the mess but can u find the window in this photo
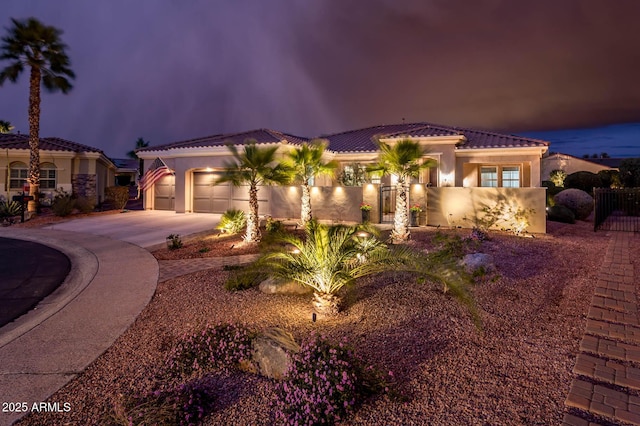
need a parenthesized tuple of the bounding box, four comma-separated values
(40, 163, 57, 189)
(9, 162, 28, 189)
(480, 165, 521, 188)
(480, 166, 498, 187)
(502, 166, 520, 188)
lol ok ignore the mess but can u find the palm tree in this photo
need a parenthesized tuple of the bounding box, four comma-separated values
(259, 221, 414, 317)
(0, 120, 13, 133)
(216, 140, 292, 243)
(258, 220, 477, 321)
(368, 139, 435, 242)
(0, 17, 75, 213)
(127, 137, 149, 198)
(284, 139, 338, 225)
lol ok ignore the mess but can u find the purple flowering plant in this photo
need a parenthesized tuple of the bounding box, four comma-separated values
(274, 333, 388, 425)
(165, 323, 254, 378)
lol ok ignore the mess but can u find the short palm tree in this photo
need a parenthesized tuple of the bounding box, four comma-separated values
(0, 17, 75, 213)
(368, 139, 435, 242)
(284, 139, 338, 225)
(0, 120, 13, 133)
(216, 141, 292, 243)
(259, 220, 415, 317)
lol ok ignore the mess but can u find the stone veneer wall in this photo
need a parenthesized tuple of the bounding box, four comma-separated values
(72, 173, 97, 203)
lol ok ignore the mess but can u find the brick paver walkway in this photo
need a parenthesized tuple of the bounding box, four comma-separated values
(158, 254, 260, 282)
(564, 232, 640, 426)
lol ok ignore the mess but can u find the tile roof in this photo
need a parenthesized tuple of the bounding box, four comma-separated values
(0, 133, 103, 153)
(138, 129, 309, 152)
(321, 123, 549, 153)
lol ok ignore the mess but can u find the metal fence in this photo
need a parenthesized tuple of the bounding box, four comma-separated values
(594, 188, 640, 232)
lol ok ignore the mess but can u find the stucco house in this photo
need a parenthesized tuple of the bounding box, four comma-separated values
(0, 133, 116, 206)
(542, 152, 618, 181)
(137, 122, 550, 232)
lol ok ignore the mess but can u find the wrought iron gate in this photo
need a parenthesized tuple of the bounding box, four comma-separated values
(380, 186, 396, 223)
(594, 188, 640, 232)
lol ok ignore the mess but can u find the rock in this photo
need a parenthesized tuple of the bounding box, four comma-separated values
(251, 328, 300, 379)
(547, 205, 575, 224)
(460, 253, 495, 275)
(259, 277, 312, 295)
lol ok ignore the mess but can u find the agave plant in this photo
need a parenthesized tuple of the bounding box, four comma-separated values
(216, 208, 247, 235)
(258, 220, 417, 317)
(0, 200, 21, 217)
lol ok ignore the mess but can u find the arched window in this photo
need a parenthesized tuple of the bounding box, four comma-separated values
(40, 162, 57, 189)
(9, 161, 28, 189)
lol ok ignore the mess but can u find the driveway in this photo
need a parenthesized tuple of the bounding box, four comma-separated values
(43, 210, 221, 249)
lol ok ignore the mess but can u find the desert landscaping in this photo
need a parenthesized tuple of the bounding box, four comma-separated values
(12, 215, 635, 425)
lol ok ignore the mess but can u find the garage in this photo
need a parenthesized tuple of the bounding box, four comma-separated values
(153, 174, 175, 210)
(192, 171, 270, 214)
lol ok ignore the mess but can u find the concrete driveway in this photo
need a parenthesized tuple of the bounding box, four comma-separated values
(43, 210, 221, 249)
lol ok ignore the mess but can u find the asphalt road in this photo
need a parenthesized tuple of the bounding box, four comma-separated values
(0, 237, 70, 327)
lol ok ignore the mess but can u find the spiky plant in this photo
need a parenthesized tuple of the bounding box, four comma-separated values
(258, 220, 416, 317)
(216, 208, 246, 235)
(368, 139, 436, 242)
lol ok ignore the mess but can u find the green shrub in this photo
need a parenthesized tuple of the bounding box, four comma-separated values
(216, 209, 246, 235)
(52, 188, 75, 217)
(553, 189, 593, 220)
(547, 205, 575, 223)
(105, 186, 129, 210)
(224, 265, 268, 291)
(549, 169, 567, 187)
(166, 234, 183, 250)
(598, 169, 621, 188)
(564, 171, 602, 194)
(265, 216, 284, 233)
(619, 158, 640, 187)
(74, 196, 95, 213)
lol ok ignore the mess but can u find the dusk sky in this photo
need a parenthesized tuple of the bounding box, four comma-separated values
(1, 1, 640, 158)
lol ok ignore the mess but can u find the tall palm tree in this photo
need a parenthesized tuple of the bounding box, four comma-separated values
(0, 17, 75, 213)
(216, 140, 292, 243)
(284, 139, 338, 225)
(127, 137, 149, 198)
(0, 120, 13, 133)
(368, 138, 435, 242)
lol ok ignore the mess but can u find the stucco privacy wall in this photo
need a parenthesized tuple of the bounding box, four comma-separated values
(426, 187, 547, 233)
(270, 186, 365, 223)
(541, 153, 614, 181)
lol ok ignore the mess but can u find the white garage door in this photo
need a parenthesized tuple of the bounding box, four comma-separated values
(192, 172, 270, 214)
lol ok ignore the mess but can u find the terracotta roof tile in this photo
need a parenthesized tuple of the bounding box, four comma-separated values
(0, 133, 103, 153)
(138, 129, 309, 152)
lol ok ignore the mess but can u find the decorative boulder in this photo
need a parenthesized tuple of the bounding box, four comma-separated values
(460, 253, 495, 275)
(547, 205, 575, 224)
(251, 328, 300, 379)
(259, 277, 312, 295)
(553, 189, 594, 220)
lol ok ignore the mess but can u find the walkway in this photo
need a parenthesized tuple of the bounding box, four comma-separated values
(564, 232, 640, 425)
(158, 254, 259, 282)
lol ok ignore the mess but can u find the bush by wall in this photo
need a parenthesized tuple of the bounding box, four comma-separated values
(52, 188, 75, 217)
(553, 189, 593, 220)
(105, 186, 129, 210)
(564, 171, 602, 194)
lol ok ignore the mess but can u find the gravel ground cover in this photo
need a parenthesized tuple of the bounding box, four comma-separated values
(15, 219, 616, 425)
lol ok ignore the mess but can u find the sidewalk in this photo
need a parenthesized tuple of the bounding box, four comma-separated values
(0, 229, 158, 426)
(564, 232, 640, 425)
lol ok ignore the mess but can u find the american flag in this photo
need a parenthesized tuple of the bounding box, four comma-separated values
(139, 158, 173, 192)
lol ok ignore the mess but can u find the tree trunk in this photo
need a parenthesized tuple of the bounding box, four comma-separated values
(301, 182, 312, 225)
(312, 292, 340, 318)
(392, 178, 409, 241)
(245, 183, 261, 243)
(27, 65, 42, 214)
